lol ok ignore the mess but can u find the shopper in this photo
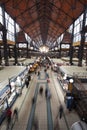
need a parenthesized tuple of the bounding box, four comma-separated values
(39, 86, 43, 96)
(32, 96, 35, 104)
(45, 87, 51, 99)
(66, 96, 74, 111)
(45, 87, 48, 98)
(46, 72, 49, 78)
(47, 89, 51, 99)
(25, 77, 29, 88)
(13, 107, 18, 121)
(6, 107, 12, 130)
(37, 71, 40, 76)
(59, 105, 63, 119)
(33, 117, 38, 130)
(28, 74, 31, 82)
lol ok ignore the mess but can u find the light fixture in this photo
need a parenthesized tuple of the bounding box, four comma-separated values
(39, 45, 49, 53)
(69, 79, 74, 83)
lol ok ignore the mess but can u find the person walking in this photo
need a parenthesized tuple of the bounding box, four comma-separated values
(59, 105, 63, 119)
(6, 107, 12, 130)
(47, 89, 51, 99)
(28, 75, 31, 82)
(25, 77, 29, 88)
(33, 117, 38, 130)
(45, 87, 48, 98)
(45, 87, 51, 99)
(13, 107, 18, 121)
(39, 86, 43, 96)
(37, 71, 40, 76)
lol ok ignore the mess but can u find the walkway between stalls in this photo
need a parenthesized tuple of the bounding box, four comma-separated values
(26, 68, 53, 130)
(0, 66, 80, 130)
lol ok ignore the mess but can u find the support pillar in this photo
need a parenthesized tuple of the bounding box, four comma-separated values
(0, 47, 2, 65)
(3, 30, 9, 66)
(86, 46, 87, 66)
(2, 5, 9, 66)
(69, 22, 74, 65)
(8, 45, 11, 58)
(14, 20, 18, 65)
(78, 8, 87, 66)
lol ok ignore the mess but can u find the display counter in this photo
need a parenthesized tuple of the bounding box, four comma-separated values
(57, 73, 68, 92)
(0, 67, 28, 124)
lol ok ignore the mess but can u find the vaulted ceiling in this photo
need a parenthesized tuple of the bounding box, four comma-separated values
(0, 0, 87, 49)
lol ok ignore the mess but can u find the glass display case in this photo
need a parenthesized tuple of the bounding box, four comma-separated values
(0, 68, 28, 124)
(57, 73, 68, 92)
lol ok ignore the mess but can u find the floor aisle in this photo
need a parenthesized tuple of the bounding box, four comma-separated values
(0, 67, 80, 130)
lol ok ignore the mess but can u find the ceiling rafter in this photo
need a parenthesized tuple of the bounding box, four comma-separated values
(13, 0, 22, 9)
(48, 1, 74, 20)
(47, 16, 66, 30)
(65, 0, 77, 9)
(15, 3, 39, 19)
(35, 0, 49, 44)
(78, 0, 87, 6)
(49, 25, 60, 32)
(27, 28, 40, 35)
(25, 0, 30, 9)
(65, 0, 85, 19)
(30, 32, 41, 38)
(24, 3, 36, 31)
(22, 16, 43, 29)
(0, 0, 10, 5)
(0, 0, 86, 49)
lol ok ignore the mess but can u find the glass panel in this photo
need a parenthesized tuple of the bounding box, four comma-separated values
(0, 32, 3, 40)
(0, 7, 3, 24)
(0, 15, 3, 24)
(85, 33, 87, 42)
(16, 24, 20, 32)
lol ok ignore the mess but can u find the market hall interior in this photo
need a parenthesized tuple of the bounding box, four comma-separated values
(0, 1, 87, 130)
(0, 58, 81, 130)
